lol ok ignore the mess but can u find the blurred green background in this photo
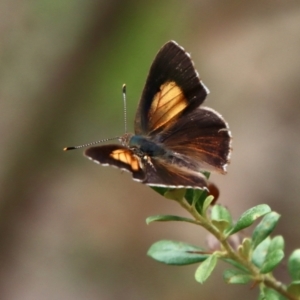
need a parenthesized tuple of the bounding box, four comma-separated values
(1, 0, 300, 299)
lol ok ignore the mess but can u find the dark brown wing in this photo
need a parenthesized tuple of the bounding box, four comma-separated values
(153, 107, 232, 174)
(134, 41, 208, 135)
(84, 145, 145, 182)
(84, 144, 208, 189)
(142, 158, 208, 190)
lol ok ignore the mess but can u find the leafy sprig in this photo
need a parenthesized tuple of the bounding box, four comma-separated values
(147, 187, 300, 300)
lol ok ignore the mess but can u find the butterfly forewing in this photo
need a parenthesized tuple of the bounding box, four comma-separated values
(134, 41, 208, 135)
(84, 145, 145, 181)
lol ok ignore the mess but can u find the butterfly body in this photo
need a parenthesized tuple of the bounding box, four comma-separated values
(128, 135, 167, 158)
(83, 41, 232, 190)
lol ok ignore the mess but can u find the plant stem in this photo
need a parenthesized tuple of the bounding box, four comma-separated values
(177, 196, 297, 300)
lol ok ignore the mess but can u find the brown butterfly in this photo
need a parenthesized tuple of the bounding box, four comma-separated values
(65, 41, 232, 190)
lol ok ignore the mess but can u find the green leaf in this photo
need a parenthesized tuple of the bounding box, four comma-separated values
(211, 205, 232, 232)
(252, 212, 281, 249)
(223, 269, 252, 284)
(195, 254, 218, 284)
(252, 236, 284, 273)
(222, 258, 250, 273)
(185, 188, 208, 212)
(288, 249, 300, 281)
(259, 287, 285, 300)
(193, 189, 207, 214)
(228, 204, 271, 235)
(269, 236, 284, 253)
(238, 238, 252, 260)
(252, 237, 271, 268)
(164, 189, 186, 201)
(151, 186, 169, 196)
(146, 215, 196, 224)
(287, 281, 300, 297)
(211, 205, 232, 226)
(147, 240, 208, 265)
(184, 188, 195, 204)
(211, 219, 231, 233)
(184, 189, 202, 204)
(202, 171, 210, 180)
(260, 249, 284, 274)
(258, 236, 285, 273)
(201, 195, 214, 217)
(192, 189, 203, 205)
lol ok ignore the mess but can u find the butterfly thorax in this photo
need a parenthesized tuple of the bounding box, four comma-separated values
(128, 135, 201, 171)
(128, 135, 166, 158)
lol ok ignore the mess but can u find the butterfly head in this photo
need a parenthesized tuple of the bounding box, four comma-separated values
(118, 132, 133, 147)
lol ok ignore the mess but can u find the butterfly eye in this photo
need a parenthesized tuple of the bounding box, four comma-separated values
(143, 155, 154, 167)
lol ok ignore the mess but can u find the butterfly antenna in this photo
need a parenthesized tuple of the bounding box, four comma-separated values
(64, 84, 128, 152)
(63, 136, 119, 151)
(122, 84, 127, 134)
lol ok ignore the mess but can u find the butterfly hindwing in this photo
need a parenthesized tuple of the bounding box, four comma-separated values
(153, 107, 231, 173)
(143, 158, 208, 189)
(85, 145, 208, 189)
(134, 41, 208, 135)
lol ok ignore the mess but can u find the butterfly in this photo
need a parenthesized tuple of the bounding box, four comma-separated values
(65, 41, 232, 190)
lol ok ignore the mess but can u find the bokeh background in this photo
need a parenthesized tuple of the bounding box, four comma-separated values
(1, 1, 300, 299)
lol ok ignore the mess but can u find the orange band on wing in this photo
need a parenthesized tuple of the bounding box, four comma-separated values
(149, 81, 188, 131)
(110, 149, 141, 171)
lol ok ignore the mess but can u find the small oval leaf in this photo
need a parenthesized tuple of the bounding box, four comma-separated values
(260, 249, 284, 274)
(211, 205, 232, 226)
(252, 237, 271, 268)
(269, 236, 284, 253)
(252, 212, 281, 249)
(258, 236, 285, 274)
(195, 254, 218, 284)
(229, 204, 271, 235)
(147, 240, 208, 265)
(211, 219, 231, 233)
(288, 249, 300, 281)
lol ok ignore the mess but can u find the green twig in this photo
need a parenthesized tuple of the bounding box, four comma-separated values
(176, 196, 297, 300)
